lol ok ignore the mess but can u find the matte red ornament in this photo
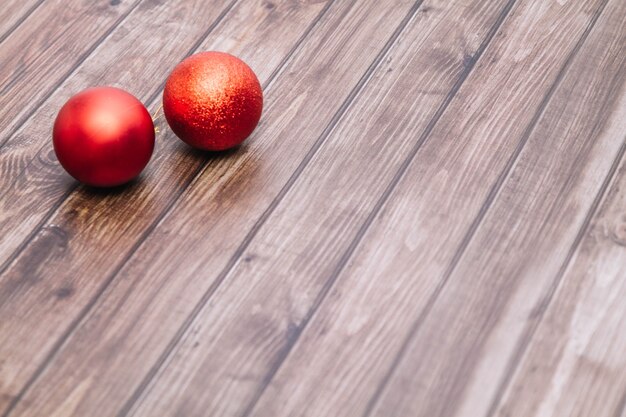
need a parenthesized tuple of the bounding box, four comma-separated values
(53, 87, 155, 187)
(163, 51, 263, 151)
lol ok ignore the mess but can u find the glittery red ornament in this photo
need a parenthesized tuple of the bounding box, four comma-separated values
(53, 87, 155, 187)
(163, 51, 263, 151)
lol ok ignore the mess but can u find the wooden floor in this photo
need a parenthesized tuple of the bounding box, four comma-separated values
(0, 0, 625, 416)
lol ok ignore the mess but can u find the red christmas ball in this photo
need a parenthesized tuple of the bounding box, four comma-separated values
(163, 51, 263, 151)
(53, 87, 155, 187)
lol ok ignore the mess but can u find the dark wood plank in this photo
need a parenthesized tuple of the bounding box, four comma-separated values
(0, 0, 143, 145)
(127, 0, 515, 415)
(0, 0, 44, 45)
(0, 0, 324, 413)
(0, 1, 424, 416)
(139, 0, 615, 416)
(369, 1, 625, 416)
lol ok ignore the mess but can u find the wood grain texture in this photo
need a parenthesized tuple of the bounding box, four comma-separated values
(372, 1, 625, 415)
(0, 0, 331, 414)
(0, 0, 142, 146)
(127, 0, 514, 416)
(496, 178, 626, 415)
(0, 0, 44, 45)
(0, 1, 422, 416)
(494, 150, 626, 417)
(186, 0, 614, 416)
(489, 10, 626, 417)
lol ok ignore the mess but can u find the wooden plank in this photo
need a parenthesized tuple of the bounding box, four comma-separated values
(128, 0, 516, 415)
(132, 0, 619, 416)
(0, 0, 326, 413)
(0, 1, 419, 416)
(494, 149, 626, 417)
(368, 1, 626, 416)
(0, 0, 143, 145)
(490, 30, 626, 417)
(0, 0, 44, 45)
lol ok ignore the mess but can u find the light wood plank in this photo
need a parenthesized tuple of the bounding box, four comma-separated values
(128, 0, 514, 415)
(146, 0, 616, 416)
(491, 35, 626, 417)
(0, 0, 323, 413)
(0, 1, 419, 416)
(494, 156, 626, 415)
(0, 0, 43, 45)
(0, 0, 142, 145)
(370, 1, 625, 416)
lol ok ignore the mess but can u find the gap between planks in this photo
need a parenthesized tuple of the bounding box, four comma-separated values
(0, 0, 46, 46)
